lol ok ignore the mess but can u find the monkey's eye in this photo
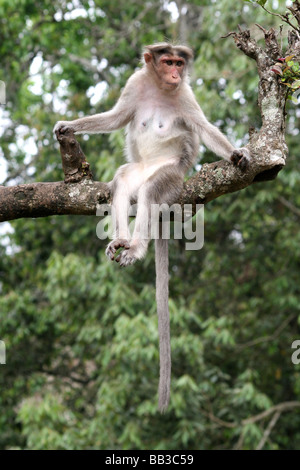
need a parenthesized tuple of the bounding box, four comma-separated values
(166, 60, 173, 66)
(176, 61, 184, 67)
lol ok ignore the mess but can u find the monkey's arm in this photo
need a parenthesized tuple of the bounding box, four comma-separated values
(185, 90, 250, 168)
(198, 118, 250, 169)
(53, 79, 136, 135)
(197, 118, 235, 160)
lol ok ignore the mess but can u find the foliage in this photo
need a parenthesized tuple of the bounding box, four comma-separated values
(272, 55, 300, 103)
(1, 0, 300, 451)
(244, 0, 268, 6)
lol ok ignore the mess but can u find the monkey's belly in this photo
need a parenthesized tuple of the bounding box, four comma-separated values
(117, 156, 178, 198)
(126, 113, 186, 162)
(135, 132, 183, 161)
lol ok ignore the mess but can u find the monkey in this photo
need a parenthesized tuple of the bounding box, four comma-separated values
(54, 42, 250, 412)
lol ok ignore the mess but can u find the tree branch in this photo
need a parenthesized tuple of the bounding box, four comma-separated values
(256, 410, 281, 450)
(204, 400, 300, 431)
(261, 3, 300, 34)
(0, 139, 282, 222)
(236, 313, 296, 350)
(278, 195, 300, 218)
(243, 401, 300, 425)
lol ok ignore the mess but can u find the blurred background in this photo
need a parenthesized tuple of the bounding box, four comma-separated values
(1, 0, 300, 450)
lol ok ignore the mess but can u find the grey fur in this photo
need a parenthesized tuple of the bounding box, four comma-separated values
(155, 236, 170, 413)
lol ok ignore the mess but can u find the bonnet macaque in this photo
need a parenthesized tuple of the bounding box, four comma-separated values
(54, 42, 250, 412)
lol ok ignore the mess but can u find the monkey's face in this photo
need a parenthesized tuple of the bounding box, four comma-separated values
(145, 53, 186, 90)
(156, 55, 186, 89)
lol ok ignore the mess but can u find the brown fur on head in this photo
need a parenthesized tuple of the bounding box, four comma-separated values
(143, 42, 194, 65)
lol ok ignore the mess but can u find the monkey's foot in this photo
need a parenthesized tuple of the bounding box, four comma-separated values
(117, 244, 146, 267)
(230, 148, 250, 171)
(105, 239, 130, 261)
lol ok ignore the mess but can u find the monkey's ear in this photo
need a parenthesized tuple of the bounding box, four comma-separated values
(144, 52, 153, 64)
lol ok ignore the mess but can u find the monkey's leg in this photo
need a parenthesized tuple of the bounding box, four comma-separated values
(118, 164, 184, 267)
(106, 164, 142, 261)
(106, 190, 131, 260)
(117, 185, 150, 266)
(105, 168, 131, 260)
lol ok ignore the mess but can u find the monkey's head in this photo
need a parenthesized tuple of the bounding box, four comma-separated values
(143, 42, 193, 91)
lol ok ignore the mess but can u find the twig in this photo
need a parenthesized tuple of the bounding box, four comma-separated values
(233, 432, 245, 450)
(279, 25, 284, 51)
(278, 195, 300, 218)
(203, 401, 300, 435)
(256, 411, 281, 450)
(255, 23, 267, 34)
(243, 401, 300, 425)
(221, 31, 237, 39)
(236, 313, 295, 350)
(261, 4, 300, 33)
(201, 409, 236, 429)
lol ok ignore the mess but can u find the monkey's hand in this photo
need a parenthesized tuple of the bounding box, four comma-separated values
(53, 121, 75, 136)
(230, 147, 250, 171)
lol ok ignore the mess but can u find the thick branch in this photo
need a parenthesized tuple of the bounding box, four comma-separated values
(0, 180, 109, 221)
(0, 154, 282, 222)
(223, 26, 291, 178)
(56, 128, 93, 183)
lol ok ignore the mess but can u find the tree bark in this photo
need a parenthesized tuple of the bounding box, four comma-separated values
(1, 8, 300, 223)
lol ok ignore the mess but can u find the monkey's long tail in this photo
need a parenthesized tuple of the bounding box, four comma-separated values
(155, 236, 171, 413)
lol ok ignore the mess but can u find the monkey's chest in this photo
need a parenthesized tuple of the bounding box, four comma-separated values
(139, 116, 171, 135)
(136, 105, 179, 136)
(133, 114, 183, 157)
